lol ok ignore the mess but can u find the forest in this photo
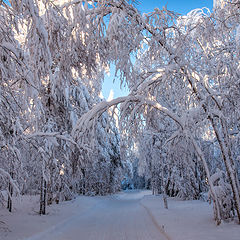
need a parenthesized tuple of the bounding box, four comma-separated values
(0, 0, 240, 228)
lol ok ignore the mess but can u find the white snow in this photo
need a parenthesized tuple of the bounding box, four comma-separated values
(0, 195, 98, 240)
(141, 194, 240, 240)
(1, 191, 240, 240)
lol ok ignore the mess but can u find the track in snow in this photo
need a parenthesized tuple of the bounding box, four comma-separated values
(25, 191, 169, 240)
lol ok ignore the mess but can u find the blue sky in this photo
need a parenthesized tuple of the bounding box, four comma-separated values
(138, 0, 213, 15)
(102, 0, 213, 99)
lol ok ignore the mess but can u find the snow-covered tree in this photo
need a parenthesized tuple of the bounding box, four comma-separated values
(1, 0, 240, 226)
(73, 0, 240, 224)
(0, 0, 123, 214)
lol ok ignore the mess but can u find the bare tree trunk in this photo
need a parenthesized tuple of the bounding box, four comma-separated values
(163, 192, 168, 209)
(161, 169, 168, 209)
(7, 171, 13, 212)
(40, 176, 47, 215)
(43, 180, 47, 214)
(47, 182, 53, 206)
(39, 176, 43, 215)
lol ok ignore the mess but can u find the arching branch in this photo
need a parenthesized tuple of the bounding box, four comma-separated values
(72, 94, 184, 138)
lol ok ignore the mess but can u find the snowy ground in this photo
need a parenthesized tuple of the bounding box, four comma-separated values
(0, 190, 240, 240)
(141, 194, 240, 240)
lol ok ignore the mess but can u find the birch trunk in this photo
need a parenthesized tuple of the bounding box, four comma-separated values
(210, 118, 240, 224)
(189, 133, 222, 225)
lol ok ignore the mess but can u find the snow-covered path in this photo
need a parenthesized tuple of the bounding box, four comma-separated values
(2, 191, 240, 240)
(25, 191, 168, 240)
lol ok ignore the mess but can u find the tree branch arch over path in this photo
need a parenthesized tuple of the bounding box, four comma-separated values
(72, 93, 222, 224)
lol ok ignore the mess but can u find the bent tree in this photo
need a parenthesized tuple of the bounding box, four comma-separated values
(73, 0, 240, 224)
